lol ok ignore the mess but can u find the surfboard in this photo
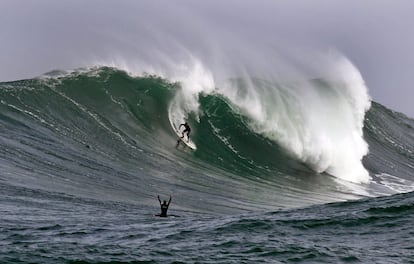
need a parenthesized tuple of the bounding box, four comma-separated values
(174, 125, 197, 150)
(177, 136, 196, 150)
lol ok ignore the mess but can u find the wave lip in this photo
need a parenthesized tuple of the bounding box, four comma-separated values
(161, 54, 371, 183)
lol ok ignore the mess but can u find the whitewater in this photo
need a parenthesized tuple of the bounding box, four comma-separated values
(165, 53, 371, 184)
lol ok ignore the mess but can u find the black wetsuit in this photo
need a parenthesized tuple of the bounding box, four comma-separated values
(157, 196, 171, 217)
(160, 203, 169, 217)
(179, 123, 191, 139)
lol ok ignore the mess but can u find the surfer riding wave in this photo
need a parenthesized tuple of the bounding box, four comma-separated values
(179, 121, 191, 142)
(175, 120, 196, 150)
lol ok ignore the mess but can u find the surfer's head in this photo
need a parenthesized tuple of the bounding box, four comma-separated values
(163, 200, 167, 204)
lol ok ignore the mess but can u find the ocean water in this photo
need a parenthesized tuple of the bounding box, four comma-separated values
(1, 67, 414, 263)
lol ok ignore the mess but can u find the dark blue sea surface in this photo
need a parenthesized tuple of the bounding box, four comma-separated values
(1, 183, 413, 263)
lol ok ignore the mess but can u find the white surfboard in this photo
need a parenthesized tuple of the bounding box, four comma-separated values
(173, 125, 197, 150)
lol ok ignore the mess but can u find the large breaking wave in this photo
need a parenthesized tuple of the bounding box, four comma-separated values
(1, 66, 414, 213)
(168, 55, 371, 183)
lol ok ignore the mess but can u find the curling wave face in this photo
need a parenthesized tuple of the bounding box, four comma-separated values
(162, 54, 371, 183)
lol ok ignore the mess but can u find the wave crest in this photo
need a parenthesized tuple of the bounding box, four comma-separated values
(161, 53, 371, 183)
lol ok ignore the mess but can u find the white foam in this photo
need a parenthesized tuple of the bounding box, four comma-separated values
(98, 48, 372, 184)
(376, 173, 414, 193)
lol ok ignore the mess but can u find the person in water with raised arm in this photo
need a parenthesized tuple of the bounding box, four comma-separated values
(157, 195, 172, 217)
(179, 121, 191, 142)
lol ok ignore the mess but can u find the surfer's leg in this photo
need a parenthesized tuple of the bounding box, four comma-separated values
(181, 129, 188, 138)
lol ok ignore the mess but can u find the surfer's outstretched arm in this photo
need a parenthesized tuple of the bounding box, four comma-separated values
(157, 195, 162, 205)
(167, 195, 172, 206)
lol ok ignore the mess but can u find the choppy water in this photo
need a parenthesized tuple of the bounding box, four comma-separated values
(1, 183, 413, 263)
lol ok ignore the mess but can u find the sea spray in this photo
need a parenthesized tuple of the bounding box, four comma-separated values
(94, 41, 372, 183)
(168, 59, 216, 127)
(160, 52, 371, 183)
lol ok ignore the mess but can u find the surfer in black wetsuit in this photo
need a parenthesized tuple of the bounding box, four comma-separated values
(157, 195, 172, 217)
(179, 122, 191, 141)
